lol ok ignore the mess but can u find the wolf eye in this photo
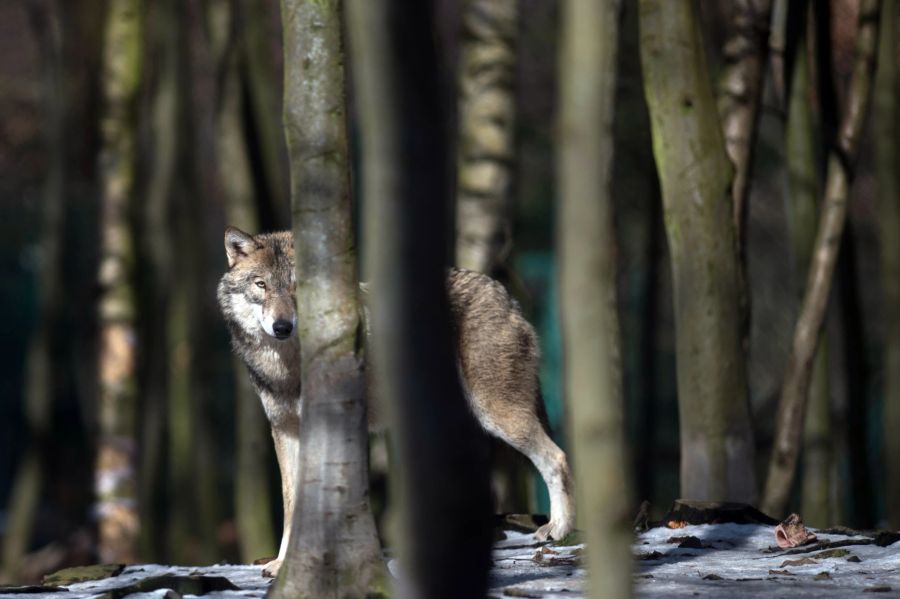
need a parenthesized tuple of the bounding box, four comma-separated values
(255, 280, 266, 290)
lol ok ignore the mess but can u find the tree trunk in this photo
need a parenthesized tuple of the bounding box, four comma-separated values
(207, 0, 277, 563)
(717, 0, 772, 246)
(875, 0, 900, 529)
(239, 0, 290, 229)
(269, 1, 385, 596)
(558, 0, 631, 597)
(455, 0, 518, 275)
(347, 1, 495, 597)
(135, 0, 177, 561)
(95, 0, 142, 564)
(639, 0, 757, 503)
(761, 0, 881, 518)
(0, 0, 65, 581)
(782, 11, 831, 527)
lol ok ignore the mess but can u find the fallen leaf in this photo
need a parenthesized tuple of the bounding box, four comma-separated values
(667, 520, 688, 529)
(780, 557, 818, 567)
(813, 571, 832, 580)
(847, 556, 863, 563)
(702, 574, 724, 580)
(775, 513, 818, 548)
(768, 569, 796, 576)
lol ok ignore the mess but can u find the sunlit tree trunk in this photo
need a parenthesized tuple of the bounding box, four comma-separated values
(762, 0, 881, 518)
(558, 0, 631, 597)
(718, 0, 772, 244)
(207, 0, 277, 563)
(782, 9, 831, 527)
(0, 0, 65, 581)
(348, 1, 495, 597)
(95, 0, 142, 564)
(639, 0, 757, 503)
(455, 0, 518, 275)
(875, 0, 900, 529)
(269, 1, 385, 595)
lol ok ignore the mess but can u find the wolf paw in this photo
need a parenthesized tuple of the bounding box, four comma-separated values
(535, 519, 573, 542)
(262, 558, 283, 578)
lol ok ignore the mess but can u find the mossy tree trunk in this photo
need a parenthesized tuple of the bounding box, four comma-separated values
(207, 0, 277, 563)
(269, 1, 385, 596)
(95, 0, 142, 564)
(875, 0, 900, 529)
(639, 0, 757, 503)
(783, 6, 831, 527)
(558, 0, 632, 597)
(348, 1, 495, 597)
(455, 0, 518, 276)
(762, 0, 881, 518)
(0, 0, 66, 581)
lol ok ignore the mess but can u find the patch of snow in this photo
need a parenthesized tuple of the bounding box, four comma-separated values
(3, 524, 898, 598)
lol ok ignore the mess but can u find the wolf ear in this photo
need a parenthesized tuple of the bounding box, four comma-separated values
(224, 226, 257, 268)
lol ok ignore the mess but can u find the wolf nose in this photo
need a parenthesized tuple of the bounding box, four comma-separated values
(273, 320, 293, 339)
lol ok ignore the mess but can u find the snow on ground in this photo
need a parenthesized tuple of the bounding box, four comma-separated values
(2, 524, 899, 598)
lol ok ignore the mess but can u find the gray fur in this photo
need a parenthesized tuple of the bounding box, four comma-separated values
(217, 227, 575, 574)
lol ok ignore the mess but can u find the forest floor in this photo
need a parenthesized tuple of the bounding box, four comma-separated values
(2, 521, 899, 597)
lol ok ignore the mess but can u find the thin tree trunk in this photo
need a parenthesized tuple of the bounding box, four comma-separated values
(0, 1, 65, 581)
(455, 0, 518, 275)
(134, 0, 178, 561)
(269, 1, 385, 595)
(761, 0, 881, 518)
(782, 12, 831, 527)
(558, 0, 631, 597)
(875, 0, 900, 529)
(207, 0, 277, 563)
(718, 0, 773, 244)
(639, 0, 757, 503)
(348, 1, 495, 597)
(95, 0, 143, 564)
(239, 0, 290, 228)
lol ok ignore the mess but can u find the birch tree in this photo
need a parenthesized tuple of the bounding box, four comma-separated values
(348, 1, 494, 597)
(762, 0, 881, 517)
(95, 0, 142, 563)
(558, 0, 631, 597)
(874, 0, 900, 528)
(456, 0, 518, 275)
(639, 0, 757, 502)
(269, 0, 385, 595)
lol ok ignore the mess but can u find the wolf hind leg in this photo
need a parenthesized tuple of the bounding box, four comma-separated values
(477, 408, 575, 541)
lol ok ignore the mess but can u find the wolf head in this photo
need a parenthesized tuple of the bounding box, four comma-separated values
(217, 227, 297, 341)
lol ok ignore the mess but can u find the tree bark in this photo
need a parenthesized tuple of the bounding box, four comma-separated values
(874, 0, 900, 529)
(761, 0, 881, 518)
(639, 0, 757, 503)
(455, 0, 518, 275)
(95, 0, 143, 564)
(782, 10, 831, 527)
(207, 0, 277, 563)
(717, 0, 773, 245)
(0, 0, 65, 581)
(347, 1, 495, 597)
(558, 0, 631, 597)
(269, 1, 385, 596)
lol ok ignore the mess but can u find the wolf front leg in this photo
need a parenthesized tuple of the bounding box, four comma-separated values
(266, 420, 300, 577)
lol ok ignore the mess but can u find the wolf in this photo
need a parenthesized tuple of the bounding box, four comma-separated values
(217, 226, 575, 576)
